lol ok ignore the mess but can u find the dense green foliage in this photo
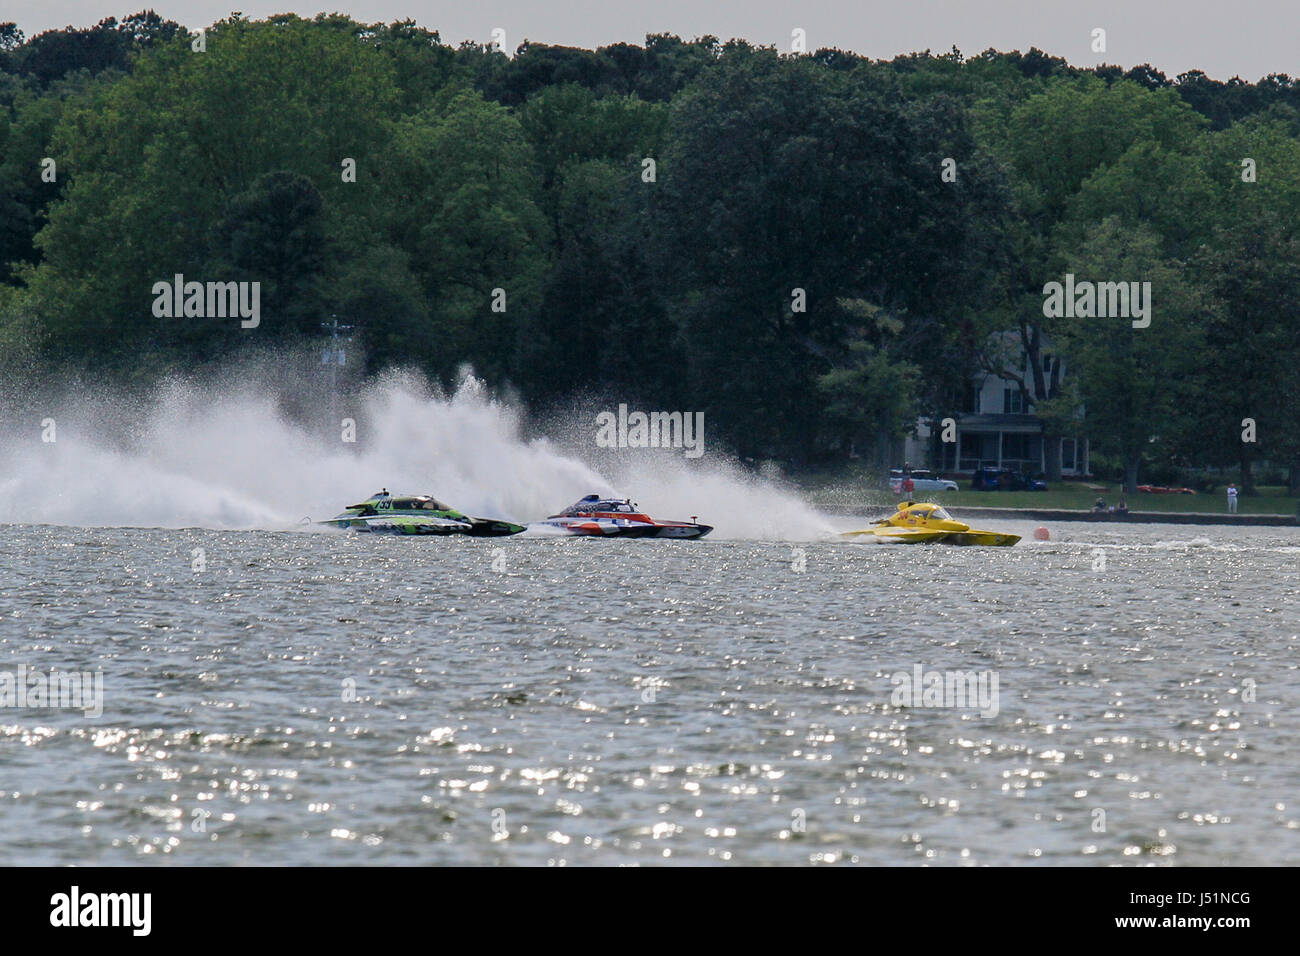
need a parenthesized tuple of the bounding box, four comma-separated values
(2, 12, 1299, 488)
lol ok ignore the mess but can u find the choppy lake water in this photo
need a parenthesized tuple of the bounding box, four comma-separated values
(2, 519, 1297, 865)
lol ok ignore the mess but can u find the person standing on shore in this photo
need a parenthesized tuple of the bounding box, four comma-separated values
(1227, 483, 1238, 514)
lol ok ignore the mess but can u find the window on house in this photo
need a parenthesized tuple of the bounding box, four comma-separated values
(1003, 388, 1024, 414)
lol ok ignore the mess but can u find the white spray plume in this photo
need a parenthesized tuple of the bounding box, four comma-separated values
(0, 367, 831, 539)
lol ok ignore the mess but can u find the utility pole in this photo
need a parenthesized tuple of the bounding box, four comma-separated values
(321, 315, 353, 435)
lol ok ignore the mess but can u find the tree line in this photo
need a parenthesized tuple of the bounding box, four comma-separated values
(2, 12, 1298, 492)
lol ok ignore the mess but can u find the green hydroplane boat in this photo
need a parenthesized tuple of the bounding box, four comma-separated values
(319, 489, 525, 537)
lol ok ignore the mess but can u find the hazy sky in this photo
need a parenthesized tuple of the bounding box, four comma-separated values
(2, 0, 1297, 81)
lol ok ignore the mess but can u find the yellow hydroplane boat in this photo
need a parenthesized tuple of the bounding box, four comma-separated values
(841, 501, 1020, 547)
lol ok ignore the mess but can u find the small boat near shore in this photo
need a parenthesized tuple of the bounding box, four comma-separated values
(841, 501, 1020, 546)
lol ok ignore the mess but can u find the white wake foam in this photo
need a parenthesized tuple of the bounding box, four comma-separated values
(0, 368, 830, 539)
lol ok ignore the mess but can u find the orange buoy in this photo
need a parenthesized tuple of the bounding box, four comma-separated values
(1034, 526, 1050, 541)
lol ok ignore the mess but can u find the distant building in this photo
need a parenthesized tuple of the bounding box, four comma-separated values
(904, 335, 1089, 476)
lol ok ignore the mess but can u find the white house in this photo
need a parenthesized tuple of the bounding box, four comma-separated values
(904, 334, 1089, 476)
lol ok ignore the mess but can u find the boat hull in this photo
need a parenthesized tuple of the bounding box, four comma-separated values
(841, 527, 949, 543)
(536, 518, 712, 539)
(465, 519, 528, 537)
(943, 530, 1021, 547)
(842, 526, 1019, 546)
(319, 515, 525, 536)
(319, 515, 470, 535)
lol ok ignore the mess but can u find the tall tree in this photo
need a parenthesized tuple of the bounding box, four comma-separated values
(656, 50, 1007, 462)
(1182, 119, 1300, 492)
(380, 87, 549, 384)
(1052, 219, 1203, 492)
(980, 77, 1207, 478)
(22, 15, 400, 372)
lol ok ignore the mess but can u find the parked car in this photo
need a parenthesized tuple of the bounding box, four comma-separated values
(889, 468, 959, 494)
(971, 467, 1048, 491)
